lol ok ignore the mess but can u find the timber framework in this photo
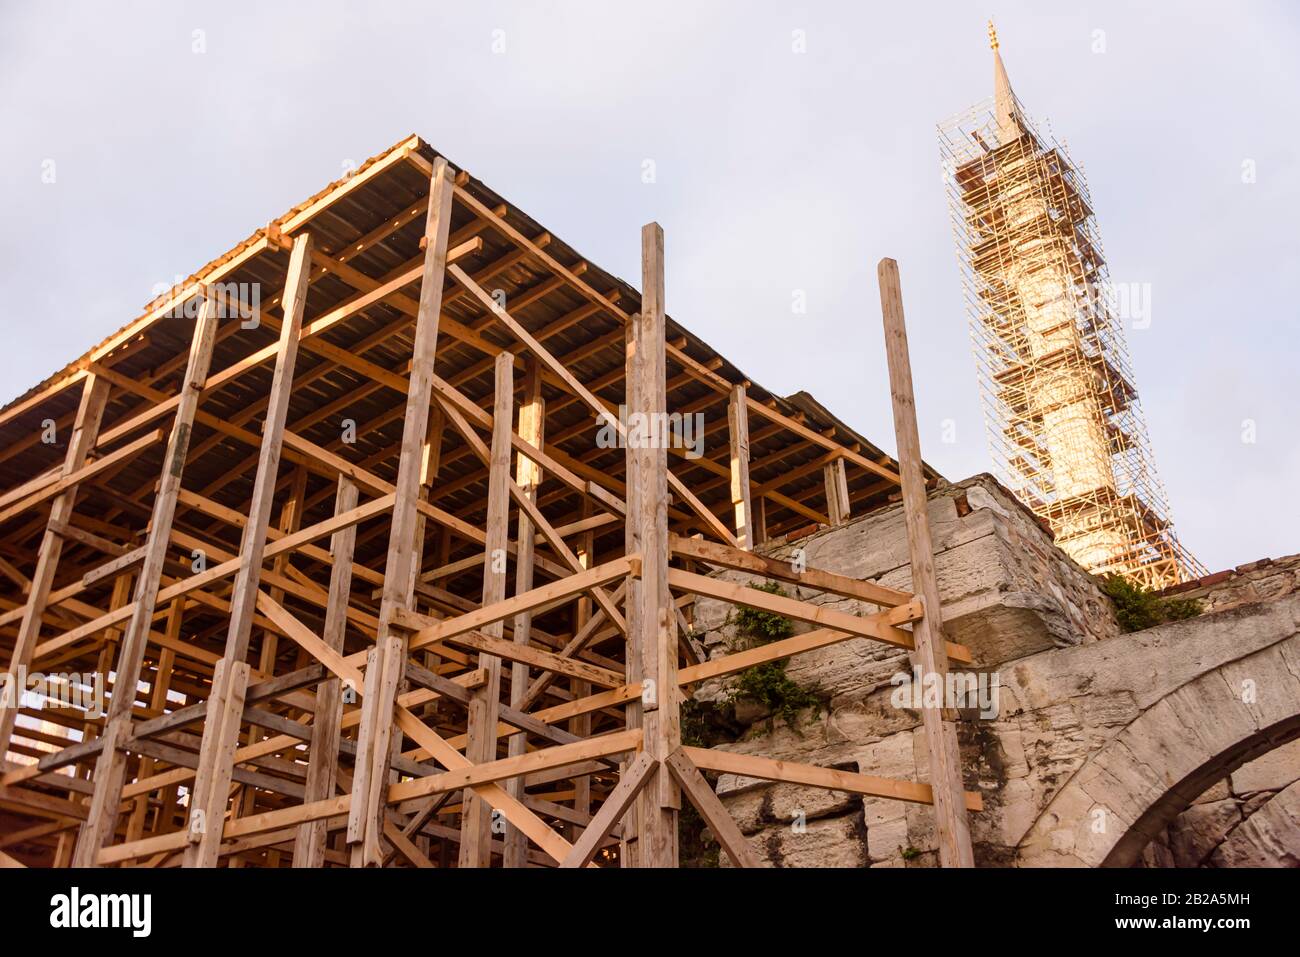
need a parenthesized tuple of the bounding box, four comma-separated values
(0, 135, 982, 868)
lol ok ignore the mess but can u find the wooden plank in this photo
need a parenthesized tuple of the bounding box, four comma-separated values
(438, 629, 622, 689)
(182, 232, 314, 868)
(347, 156, 455, 867)
(728, 385, 754, 550)
(678, 608, 921, 687)
(459, 351, 514, 868)
(73, 295, 219, 866)
(664, 748, 760, 868)
(633, 221, 679, 867)
(292, 476, 358, 867)
(668, 567, 972, 664)
(396, 556, 637, 651)
(668, 533, 914, 608)
(823, 456, 850, 525)
(878, 257, 974, 867)
(388, 729, 642, 803)
(559, 751, 656, 868)
(682, 747, 983, 811)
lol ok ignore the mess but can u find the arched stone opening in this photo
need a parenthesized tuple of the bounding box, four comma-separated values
(1017, 632, 1300, 867)
(1105, 715, 1300, 866)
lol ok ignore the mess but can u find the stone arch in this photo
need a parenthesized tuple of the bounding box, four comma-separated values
(1017, 632, 1300, 867)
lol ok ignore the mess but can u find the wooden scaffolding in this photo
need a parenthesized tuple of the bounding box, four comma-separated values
(0, 135, 980, 868)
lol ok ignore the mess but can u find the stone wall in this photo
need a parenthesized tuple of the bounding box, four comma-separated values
(689, 473, 1300, 868)
(1162, 553, 1300, 615)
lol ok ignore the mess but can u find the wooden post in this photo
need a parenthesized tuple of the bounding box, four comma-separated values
(503, 358, 543, 868)
(728, 385, 753, 550)
(568, 505, 595, 845)
(459, 350, 514, 867)
(238, 467, 306, 866)
(124, 602, 181, 843)
(620, 302, 643, 867)
(74, 294, 219, 865)
(0, 372, 110, 760)
(877, 257, 974, 868)
(182, 233, 313, 868)
(346, 157, 454, 866)
(292, 475, 358, 867)
(633, 222, 679, 867)
(823, 456, 850, 526)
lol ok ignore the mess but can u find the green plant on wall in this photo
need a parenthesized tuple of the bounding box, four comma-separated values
(732, 580, 795, 643)
(1101, 573, 1203, 633)
(731, 660, 821, 729)
(722, 580, 822, 732)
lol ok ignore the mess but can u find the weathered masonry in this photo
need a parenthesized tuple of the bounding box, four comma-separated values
(0, 135, 983, 868)
(691, 476, 1300, 867)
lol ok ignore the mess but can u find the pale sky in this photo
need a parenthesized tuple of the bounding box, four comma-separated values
(2, 1, 1296, 573)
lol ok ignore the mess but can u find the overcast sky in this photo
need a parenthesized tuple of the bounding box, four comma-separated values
(1, 1, 1296, 573)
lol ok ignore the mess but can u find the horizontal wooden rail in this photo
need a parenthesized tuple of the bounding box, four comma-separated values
(682, 747, 983, 811)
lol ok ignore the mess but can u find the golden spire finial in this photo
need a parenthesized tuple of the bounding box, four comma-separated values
(988, 19, 999, 52)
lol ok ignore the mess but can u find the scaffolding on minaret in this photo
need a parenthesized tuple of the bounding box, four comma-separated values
(938, 24, 1204, 589)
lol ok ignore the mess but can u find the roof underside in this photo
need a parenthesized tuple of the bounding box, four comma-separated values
(0, 136, 941, 691)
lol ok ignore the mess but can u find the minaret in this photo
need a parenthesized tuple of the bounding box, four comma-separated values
(990, 22, 1019, 141)
(938, 24, 1203, 588)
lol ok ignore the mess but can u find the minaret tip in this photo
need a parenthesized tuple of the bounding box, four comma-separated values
(987, 19, 999, 52)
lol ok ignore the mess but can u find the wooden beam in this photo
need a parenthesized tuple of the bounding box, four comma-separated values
(182, 231, 314, 868)
(388, 729, 641, 804)
(878, 257, 974, 868)
(668, 534, 913, 608)
(458, 351, 513, 868)
(347, 156, 456, 867)
(292, 476, 358, 868)
(73, 294, 219, 866)
(664, 748, 759, 868)
(667, 568, 972, 664)
(728, 385, 754, 550)
(823, 456, 850, 526)
(559, 751, 656, 868)
(682, 747, 983, 811)
(632, 221, 679, 868)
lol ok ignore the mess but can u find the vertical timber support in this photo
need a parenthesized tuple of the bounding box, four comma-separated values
(877, 257, 974, 868)
(0, 372, 110, 760)
(182, 233, 314, 867)
(73, 294, 219, 865)
(347, 156, 454, 866)
(823, 456, 850, 526)
(620, 298, 643, 867)
(503, 357, 543, 868)
(459, 351, 514, 867)
(632, 222, 679, 867)
(292, 475, 358, 867)
(728, 385, 753, 550)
